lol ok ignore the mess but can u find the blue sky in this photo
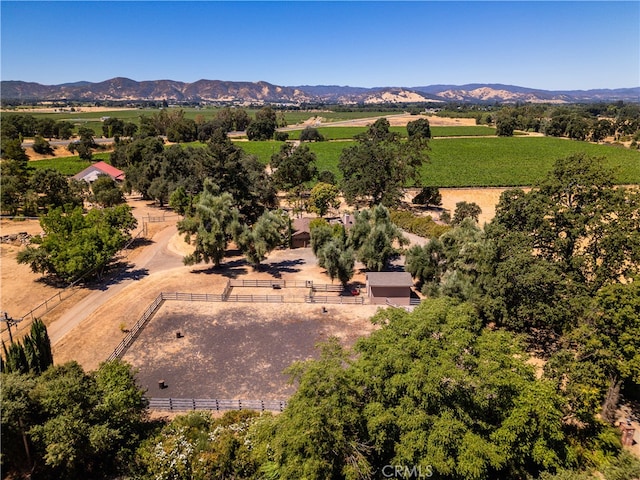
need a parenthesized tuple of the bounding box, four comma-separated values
(1, 1, 638, 90)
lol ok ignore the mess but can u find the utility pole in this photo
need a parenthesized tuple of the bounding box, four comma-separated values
(3, 312, 16, 344)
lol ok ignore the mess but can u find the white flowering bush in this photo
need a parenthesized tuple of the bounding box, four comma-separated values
(135, 410, 267, 479)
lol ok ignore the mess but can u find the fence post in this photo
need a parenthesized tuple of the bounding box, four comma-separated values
(169, 398, 173, 411)
(192, 398, 196, 410)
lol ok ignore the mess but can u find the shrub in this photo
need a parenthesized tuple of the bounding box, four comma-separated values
(299, 127, 324, 142)
(412, 186, 442, 207)
(32, 136, 54, 155)
(390, 210, 451, 239)
(274, 131, 289, 141)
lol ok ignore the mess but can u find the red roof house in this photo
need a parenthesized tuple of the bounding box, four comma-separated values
(72, 161, 125, 183)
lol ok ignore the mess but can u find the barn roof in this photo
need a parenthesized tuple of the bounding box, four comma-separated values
(366, 272, 413, 287)
(72, 161, 125, 182)
(292, 217, 312, 235)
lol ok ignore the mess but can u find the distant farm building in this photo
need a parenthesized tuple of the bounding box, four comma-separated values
(365, 272, 413, 306)
(291, 218, 311, 248)
(73, 161, 125, 183)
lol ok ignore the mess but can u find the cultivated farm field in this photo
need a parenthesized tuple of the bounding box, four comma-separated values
(284, 125, 498, 140)
(423, 136, 640, 186)
(24, 134, 639, 187)
(235, 136, 640, 187)
(28, 153, 110, 174)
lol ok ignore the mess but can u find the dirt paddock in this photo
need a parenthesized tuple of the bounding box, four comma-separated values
(122, 301, 379, 399)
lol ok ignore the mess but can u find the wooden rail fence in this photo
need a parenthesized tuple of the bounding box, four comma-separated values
(311, 284, 345, 293)
(107, 294, 165, 361)
(2, 223, 148, 342)
(226, 294, 287, 303)
(161, 292, 224, 302)
(107, 285, 370, 360)
(306, 295, 364, 304)
(229, 279, 310, 288)
(148, 397, 287, 412)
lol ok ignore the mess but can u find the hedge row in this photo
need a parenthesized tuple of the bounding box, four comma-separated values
(390, 210, 451, 239)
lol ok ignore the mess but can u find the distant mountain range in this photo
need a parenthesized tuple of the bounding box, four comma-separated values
(2, 78, 638, 104)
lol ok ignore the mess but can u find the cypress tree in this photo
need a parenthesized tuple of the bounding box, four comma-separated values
(2, 340, 28, 374)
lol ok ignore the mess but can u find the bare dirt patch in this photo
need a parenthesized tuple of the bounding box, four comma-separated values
(51, 241, 371, 371)
(402, 186, 528, 226)
(1, 219, 64, 340)
(307, 113, 476, 128)
(440, 187, 530, 226)
(10, 187, 515, 371)
(122, 301, 379, 399)
(1, 106, 139, 114)
(23, 145, 75, 160)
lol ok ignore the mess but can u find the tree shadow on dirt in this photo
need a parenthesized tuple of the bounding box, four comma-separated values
(125, 237, 154, 249)
(87, 263, 151, 291)
(190, 258, 249, 279)
(259, 259, 304, 278)
(385, 263, 407, 273)
(33, 261, 151, 290)
(34, 275, 70, 288)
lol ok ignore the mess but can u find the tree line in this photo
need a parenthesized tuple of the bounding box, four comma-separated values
(486, 103, 640, 143)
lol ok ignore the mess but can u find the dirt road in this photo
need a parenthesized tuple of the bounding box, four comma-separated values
(47, 223, 183, 344)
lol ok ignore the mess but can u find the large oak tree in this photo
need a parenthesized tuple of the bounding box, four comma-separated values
(338, 118, 430, 207)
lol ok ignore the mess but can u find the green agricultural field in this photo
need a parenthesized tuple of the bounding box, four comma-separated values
(28, 153, 111, 175)
(10, 108, 225, 137)
(235, 137, 639, 187)
(16, 107, 217, 122)
(284, 126, 405, 140)
(233, 140, 354, 174)
(32, 136, 639, 186)
(424, 137, 640, 186)
(431, 126, 497, 137)
(306, 141, 356, 174)
(282, 110, 394, 125)
(233, 140, 287, 162)
(285, 125, 497, 140)
(15, 108, 392, 126)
